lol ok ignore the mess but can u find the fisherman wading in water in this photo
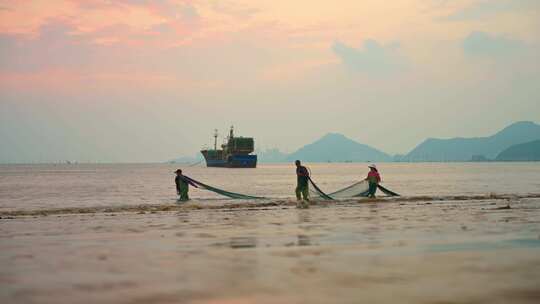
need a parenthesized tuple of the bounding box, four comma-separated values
(295, 160, 310, 208)
(175, 169, 197, 201)
(365, 164, 381, 198)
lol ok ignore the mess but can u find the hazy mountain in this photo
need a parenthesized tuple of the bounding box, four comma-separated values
(405, 121, 540, 161)
(496, 139, 540, 161)
(258, 148, 288, 163)
(287, 133, 391, 162)
(168, 154, 204, 164)
(171, 121, 540, 164)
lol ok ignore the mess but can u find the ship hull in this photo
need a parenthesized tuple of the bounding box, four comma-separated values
(201, 151, 257, 168)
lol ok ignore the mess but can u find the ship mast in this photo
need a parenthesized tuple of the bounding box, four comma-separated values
(229, 126, 234, 139)
(213, 129, 218, 151)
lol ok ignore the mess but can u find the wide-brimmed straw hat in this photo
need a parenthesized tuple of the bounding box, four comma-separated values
(368, 164, 377, 169)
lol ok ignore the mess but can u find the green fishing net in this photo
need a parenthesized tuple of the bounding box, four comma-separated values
(376, 184, 400, 197)
(311, 179, 399, 199)
(184, 175, 398, 201)
(329, 180, 370, 198)
(185, 176, 266, 200)
(308, 177, 334, 200)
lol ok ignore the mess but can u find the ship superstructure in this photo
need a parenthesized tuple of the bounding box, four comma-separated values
(200, 127, 257, 168)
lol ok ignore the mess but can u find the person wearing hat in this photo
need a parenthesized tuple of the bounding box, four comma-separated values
(365, 164, 381, 198)
(175, 169, 197, 201)
(295, 160, 310, 207)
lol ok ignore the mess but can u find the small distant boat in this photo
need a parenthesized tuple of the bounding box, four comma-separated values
(200, 126, 257, 168)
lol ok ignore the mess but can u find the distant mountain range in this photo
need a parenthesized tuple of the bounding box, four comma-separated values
(496, 139, 540, 161)
(168, 154, 203, 164)
(286, 133, 390, 162)
(257, 148, 288, 163)
(172, 121, 540, 163)
(403, 121, 540, 162)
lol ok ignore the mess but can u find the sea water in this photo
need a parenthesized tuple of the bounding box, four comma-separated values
(1, 162, 539, 211)
(2, 162, 540, 304)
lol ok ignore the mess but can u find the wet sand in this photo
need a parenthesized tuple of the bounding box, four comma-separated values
(1, 197, 540, 304)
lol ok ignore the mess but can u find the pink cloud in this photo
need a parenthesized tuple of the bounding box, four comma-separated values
(0, 0, 201, 45)
(0, 0, 347, 93)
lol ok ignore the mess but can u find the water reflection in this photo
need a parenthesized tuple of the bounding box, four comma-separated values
(297, 210, 311, 223)
(297, 234, 311, 246)
(229, 236, 257, 249)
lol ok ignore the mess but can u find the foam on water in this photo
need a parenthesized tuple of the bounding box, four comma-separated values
(1, 194, 539, 217)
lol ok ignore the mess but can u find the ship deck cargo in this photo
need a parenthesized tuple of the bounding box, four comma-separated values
(201, 127, 257, 168)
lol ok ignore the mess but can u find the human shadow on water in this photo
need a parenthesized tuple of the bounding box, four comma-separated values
(297, 210, 312, 223)
(297, 234, 312, 246)
(229, 236, 257, 249)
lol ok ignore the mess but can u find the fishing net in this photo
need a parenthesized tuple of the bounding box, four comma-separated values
(305, 168, 334, 200)
(308, 177, 334, 200)
(183, 174, 398, 201)
(185, 176, 265, 200)
(311, 179, 400, 199)
(377, 184, 400, 197)
(328, 180, 370, 198)
(309, 179, 369, 199)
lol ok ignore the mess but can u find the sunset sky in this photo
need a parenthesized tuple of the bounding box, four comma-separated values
(1, 0, 539, 162)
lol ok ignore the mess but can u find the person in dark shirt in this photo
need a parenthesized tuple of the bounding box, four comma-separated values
(175, 169, 197, 201)
(295, 160, 310, 207)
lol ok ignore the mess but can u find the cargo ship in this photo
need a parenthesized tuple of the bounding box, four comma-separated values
(200, 127, 257, 168)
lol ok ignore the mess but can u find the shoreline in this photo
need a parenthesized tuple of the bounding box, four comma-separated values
(2, 193, 540, 217)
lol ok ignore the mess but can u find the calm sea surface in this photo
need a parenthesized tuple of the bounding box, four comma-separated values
(1, 162, 539, 211)
(2, 162, 540, 304)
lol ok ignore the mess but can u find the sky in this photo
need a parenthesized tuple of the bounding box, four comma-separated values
(1, 0, 539, 163)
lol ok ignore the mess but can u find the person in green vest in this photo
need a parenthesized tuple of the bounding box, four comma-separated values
(295, 160, 310, 207)
(175, 169, 197, 201)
